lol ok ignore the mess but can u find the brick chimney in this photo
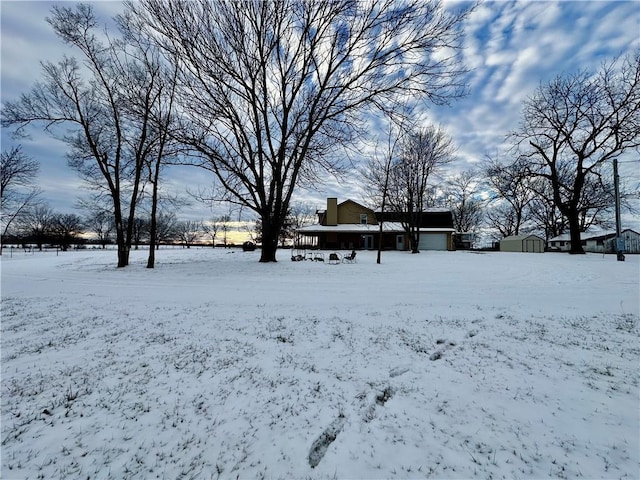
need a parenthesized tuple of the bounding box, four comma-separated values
(326, 198, 338, 226)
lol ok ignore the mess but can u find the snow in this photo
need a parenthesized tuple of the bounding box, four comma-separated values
(1, 247, 639, 479)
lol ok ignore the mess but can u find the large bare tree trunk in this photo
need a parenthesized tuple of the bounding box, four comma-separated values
(115, 226, 130, 268)
(567, 206, 585, 254)
(259, 216, 281, 263)
(147, 184, 159, 268)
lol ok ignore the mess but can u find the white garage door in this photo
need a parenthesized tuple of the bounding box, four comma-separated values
(418, 233, 447, 251)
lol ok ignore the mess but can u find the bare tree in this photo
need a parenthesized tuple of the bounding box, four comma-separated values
(128, 0, 470, 262)
(201, 219, 220, 248)
(362, 114, 406, 263)
(16, 204, 56, 251)
(175, 220, 201, 248)
(83, 209, 114, 248)
(51, 213, 84, 251)
(154, 210, 178, 248)
(483, 154, 614, 241)
(2, 4, 178, 267)
(526, 181, 567, 242)
(218, 215, 232, 248)
(130, 217, 149, 250)
(112, 10, 182, 268)
(386, 125, 455, 253)
(442, 169, 484, 235)
(283, 202, 317, 247)
(513, 52, 640, 254)
(485, 203, 522, 239)
(483, 156, 535, 238)
(254, 202, 315, 247)
(202, 212, 239, 248)
(0, 146, 41, 241)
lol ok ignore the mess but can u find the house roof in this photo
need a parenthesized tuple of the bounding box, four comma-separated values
(549, 229, 639, 242)
(375, 210, 454, 228)
(501, 234, 544, 242)
(298, 223, 455, 235)
(338, 199, 373, 212)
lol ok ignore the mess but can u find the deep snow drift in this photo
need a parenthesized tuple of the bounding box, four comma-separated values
(1, 248, 638, 479)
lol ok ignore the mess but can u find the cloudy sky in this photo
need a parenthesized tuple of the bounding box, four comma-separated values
(1, 1, 639, 222)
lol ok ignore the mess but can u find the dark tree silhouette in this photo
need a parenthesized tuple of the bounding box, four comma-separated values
(442, 169, 484, 235)
(128, 0, 470, 261)
(2, 5, 177, 267)
(51, 213, 84, 251)
(484, 157, 535, 238)
(386, 125, 455, 253)
(513, 53, 640, 254)
(361, 114, 406, 263)
(16, 204, 55, 251)
(0, 146, 41, 241)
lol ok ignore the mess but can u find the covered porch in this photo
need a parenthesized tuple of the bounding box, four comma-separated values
(296, 223, 407, 251)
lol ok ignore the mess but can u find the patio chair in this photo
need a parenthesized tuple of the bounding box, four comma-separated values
(342, 250, 357, 263)
(328, 252, 341, 265)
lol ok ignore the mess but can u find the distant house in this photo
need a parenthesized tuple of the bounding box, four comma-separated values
(608, 229, 640, 254)
(297, 198, 455, 251)
(500, 234, 545, 253)
(547, 233, 572, 252)
(549, 229, 640, 253)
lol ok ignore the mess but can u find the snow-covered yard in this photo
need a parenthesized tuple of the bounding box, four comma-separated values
(1, 248, 638, 479)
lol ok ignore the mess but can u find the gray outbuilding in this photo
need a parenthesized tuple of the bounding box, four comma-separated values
(500, 234, 545, 253)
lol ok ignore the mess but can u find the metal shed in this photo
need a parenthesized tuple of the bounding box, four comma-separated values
(500, 234, 545, 253)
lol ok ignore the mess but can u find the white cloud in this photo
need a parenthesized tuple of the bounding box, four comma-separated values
(428, 0, 639, 176)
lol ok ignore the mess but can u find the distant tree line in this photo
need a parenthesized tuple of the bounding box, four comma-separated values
(1, 141, 314, 250)
(1, 212, 253, 252)
(0, 152, 245, 251)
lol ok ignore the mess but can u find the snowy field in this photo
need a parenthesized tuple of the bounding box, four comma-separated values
(1, 247, 638, 479)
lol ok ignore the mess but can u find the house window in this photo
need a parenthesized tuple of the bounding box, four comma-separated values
(360, 214, 368, 224)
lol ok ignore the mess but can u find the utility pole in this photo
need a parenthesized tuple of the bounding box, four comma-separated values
(613, 158, 625, 261)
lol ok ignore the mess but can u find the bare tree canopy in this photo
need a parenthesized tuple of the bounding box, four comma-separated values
(128, 0, 470, 261)
(175, 220, 201, 248)
(285, 202, 317, 247)
(15, 204, 55, 251)
(484, 156, 535, 238)
(0, 145, 41, 239)
(83, 208, 114, 249)
(513, 52, 640, 254)
(386, 124, 455, 253)
(361, 114, 406, 263)
(1, 4, 178, 268)
(442, 169, 484, 235)
(484, 153, 618, 242)
(51, 213, 85, 251)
